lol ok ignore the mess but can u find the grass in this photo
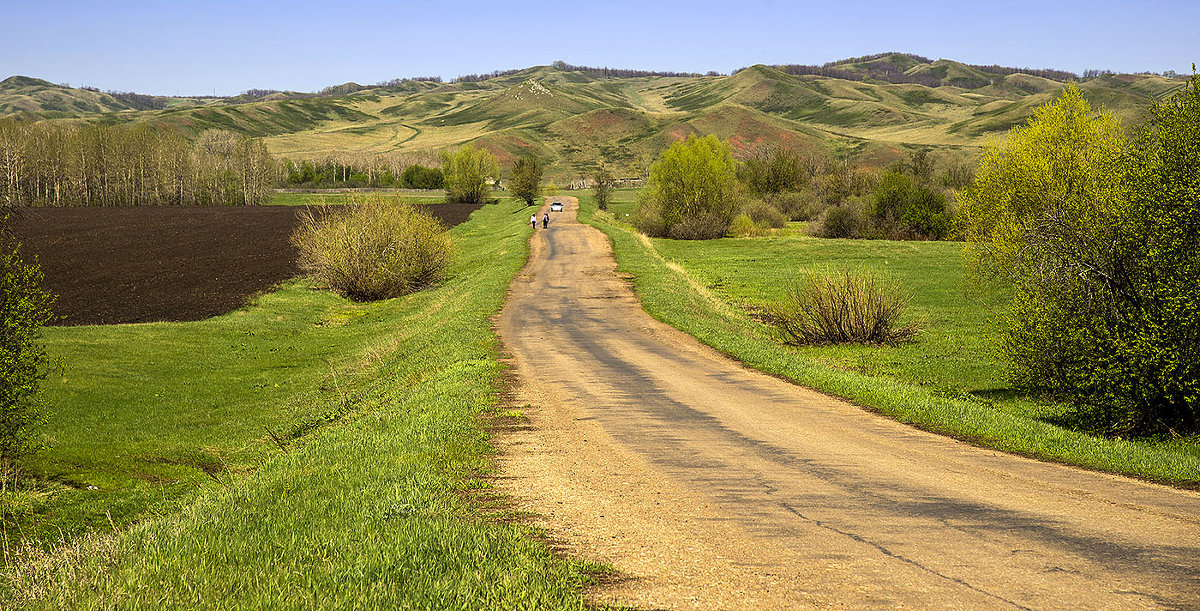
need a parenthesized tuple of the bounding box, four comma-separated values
(576, 192, 1200, 487)
(4, 199, 607, 609)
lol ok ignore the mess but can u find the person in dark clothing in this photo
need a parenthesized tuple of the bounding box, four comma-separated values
(542, 213, 549, 228)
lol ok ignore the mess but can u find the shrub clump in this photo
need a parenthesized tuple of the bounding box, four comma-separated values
(961, 80, 1200, 436)
(765, 268, 919, 345)
(292, 199, 455, 302)
(1, 240, 56, 473)
(634, 135, 740, 239)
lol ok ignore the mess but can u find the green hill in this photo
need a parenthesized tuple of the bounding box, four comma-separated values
(2, 55, 1189, 180)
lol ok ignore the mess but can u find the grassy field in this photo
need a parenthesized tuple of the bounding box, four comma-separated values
(576, 192, 1200, 487)
(4, 200, 606, 609)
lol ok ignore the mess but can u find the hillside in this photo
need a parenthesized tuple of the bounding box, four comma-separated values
(1, 55, 1188, 179)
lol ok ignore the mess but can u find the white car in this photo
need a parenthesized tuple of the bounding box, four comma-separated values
(550, 201, 563, 212)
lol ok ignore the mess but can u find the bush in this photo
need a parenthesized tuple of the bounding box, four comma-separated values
(727, 213, 759, 237)
(818, 199, 868, 238)
(743, 199, 788, 229)
(872, 171, 951, 240)
(636, 135, 740, 238)
(666, 212, 729, 240)
(771, 190, 823, 221)
(765, 268, 918, 345)
(402, 165, 444, 190)
(960, 80, 1200, 435)
(0, 240, 56, 473)
(292, 199, 455, 302)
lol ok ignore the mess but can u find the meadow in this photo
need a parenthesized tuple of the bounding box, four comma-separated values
(4, 200, 605, 608)
(577, 192, 1200, 486)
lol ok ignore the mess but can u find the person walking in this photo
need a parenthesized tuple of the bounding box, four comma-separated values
(542, 213, 549, 228)
(531, 214, 538, 230)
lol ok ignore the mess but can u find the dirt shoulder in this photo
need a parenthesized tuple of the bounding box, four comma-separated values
(496, 196, 1200, 610)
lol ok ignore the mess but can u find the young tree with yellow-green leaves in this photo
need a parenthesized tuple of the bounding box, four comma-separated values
(634, 134, 740, 239)
(441, 144, 498, 205)
(960, 79, 1200, 436)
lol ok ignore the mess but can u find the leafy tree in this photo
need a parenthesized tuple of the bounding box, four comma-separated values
(0, 240, 56, 472)
(738, 146, 810, 195)
(634, 135, 739, 239)
(401, 164, 443, 190)
(592, 167, 613, 210)
(441, 145, 498, 204)
(871, 171, 950, 239)
(509, 157, 542, 205)
(961, 81, 1200, 435)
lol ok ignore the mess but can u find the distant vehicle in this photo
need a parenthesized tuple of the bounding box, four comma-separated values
(550, 201, 563, 212)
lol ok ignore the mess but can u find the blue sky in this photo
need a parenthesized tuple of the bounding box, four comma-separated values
(3, 0, 1197, 96)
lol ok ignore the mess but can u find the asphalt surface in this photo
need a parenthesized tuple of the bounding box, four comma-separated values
(497, 197, 1200, 610)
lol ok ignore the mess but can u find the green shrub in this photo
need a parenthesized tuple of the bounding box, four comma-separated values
(0, 241, 56, 473)
(961, 80, 1200, 435)
(765, 268, 918, 346)
(401, 165, 444, 190)
(727, 213, 759, 237)
(872, 171, 952, 240)
(743, 199, 788, 229)
(292, 198, 455, 302)
(818, 200, 867, 238)
(636, 135, 739, 238)
(666, 212, 729, 240)
(771, 190, 822, 221)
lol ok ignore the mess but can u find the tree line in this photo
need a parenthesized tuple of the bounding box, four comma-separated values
(278, 154, 443, 190)
(0, 119, 275, 206)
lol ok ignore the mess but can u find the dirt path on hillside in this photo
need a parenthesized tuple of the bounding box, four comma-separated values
(495, 197, 1200, 610)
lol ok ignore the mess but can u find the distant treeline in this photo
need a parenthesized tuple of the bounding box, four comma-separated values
(549, 61, 718, 78)
(377, 76, 444, 86)
(78, 85, 168, 110)
(0, 119, 275, 206)
(279, 155, 443, 190)
(454, 69, 526, 83)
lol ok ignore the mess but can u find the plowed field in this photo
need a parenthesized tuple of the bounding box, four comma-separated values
(6, 203, 480, 326)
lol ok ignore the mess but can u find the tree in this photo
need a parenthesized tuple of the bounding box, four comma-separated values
(592, 167, 614, 211)
(634, 134, 739, 239)
(0, 241, 56, 473)
(737, 145, 810, 195)
(871, 171, 950, 240)
(441, 144, 498, 204)
(509, 157, 542, 205)
(960, 81, 1200, 435)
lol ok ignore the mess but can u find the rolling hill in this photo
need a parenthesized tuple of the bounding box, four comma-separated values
(1, 54, 1188, 180)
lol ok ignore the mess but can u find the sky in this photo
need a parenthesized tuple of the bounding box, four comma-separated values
(3, 0, 1198, 96)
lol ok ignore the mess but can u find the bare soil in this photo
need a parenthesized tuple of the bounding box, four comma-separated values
(4, 203, 480, 325)
(496, 197, 1200, 610)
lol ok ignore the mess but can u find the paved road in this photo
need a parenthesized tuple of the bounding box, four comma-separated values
(497, 197, 1200, 610)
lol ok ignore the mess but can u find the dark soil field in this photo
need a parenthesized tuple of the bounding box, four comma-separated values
(5, 203, 481, 326)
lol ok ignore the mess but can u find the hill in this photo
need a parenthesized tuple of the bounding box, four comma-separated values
(1, 55, 1188, 179)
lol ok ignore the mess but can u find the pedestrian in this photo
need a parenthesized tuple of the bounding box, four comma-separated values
(542, 213, 549, 228)
(531, 214, 537, 230)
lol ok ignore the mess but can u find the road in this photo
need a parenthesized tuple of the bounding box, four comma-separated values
(496, 197, 1200, 610)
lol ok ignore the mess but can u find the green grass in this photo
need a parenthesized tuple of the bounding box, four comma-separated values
(4, 199, 606, 609)
(576, 192, 1200, 487)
